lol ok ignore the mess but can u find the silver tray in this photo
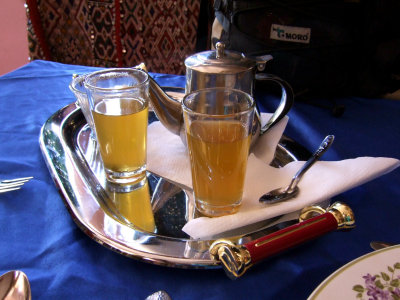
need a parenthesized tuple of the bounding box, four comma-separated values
(39, 99, 310, 269)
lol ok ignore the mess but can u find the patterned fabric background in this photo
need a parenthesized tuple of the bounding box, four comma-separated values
(26, 0, 202, 74)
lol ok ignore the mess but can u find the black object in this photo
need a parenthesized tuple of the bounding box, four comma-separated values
(213, 0, 400, 99)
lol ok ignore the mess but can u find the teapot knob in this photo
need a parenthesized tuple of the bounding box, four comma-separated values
(215, 42, 225, 59)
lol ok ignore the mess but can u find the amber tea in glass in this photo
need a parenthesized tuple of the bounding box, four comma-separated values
(182, 88, 255, 217)
(85, 68, 149, 184)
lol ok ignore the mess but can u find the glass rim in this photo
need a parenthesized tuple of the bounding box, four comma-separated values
(83, 68, 149, 92)
(182, 87, 255, 117)
(69, 74, 86, 95)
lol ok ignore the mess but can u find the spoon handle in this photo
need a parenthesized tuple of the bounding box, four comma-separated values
(287, 135, 335, 191)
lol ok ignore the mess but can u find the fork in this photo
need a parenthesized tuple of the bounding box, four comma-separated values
(0, 177, 33, 193)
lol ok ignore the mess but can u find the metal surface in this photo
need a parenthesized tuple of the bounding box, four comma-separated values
(260, 135, 334, 204)
(145, 290, 172, 300)
(370, 241, 396, 251)
(299, 201, 356, 230)
(0, 270, 31, 300)
(0, 177, 33, 193)
(145, 48, 294, 147)
(39, 92, 309, 269)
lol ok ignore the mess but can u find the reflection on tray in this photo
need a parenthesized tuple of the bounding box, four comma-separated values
(104, 175, 190, 239)
(105, 179, 156, 233)
(78, 122, 192, 239)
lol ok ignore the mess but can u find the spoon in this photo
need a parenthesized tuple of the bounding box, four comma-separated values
(370, 241, 395, 251)
(259, 135, 335, 204)
(0, 270, 31, 300)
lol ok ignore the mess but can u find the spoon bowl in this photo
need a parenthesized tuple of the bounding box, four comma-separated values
(260, 185, 300, 204)
(370, 241, 395, 251)
(259, 135, 335, 204)
(0, 270, 31, 300)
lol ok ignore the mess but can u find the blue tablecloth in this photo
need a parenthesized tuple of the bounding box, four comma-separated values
(0, 60, 399, 299)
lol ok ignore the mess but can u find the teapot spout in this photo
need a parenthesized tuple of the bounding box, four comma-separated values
(148, 77, 183, 136)
(135, 64, 183, 136)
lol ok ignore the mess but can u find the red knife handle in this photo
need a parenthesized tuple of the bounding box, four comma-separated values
(209, 202, 355, 279)
(244, 212, 337, 264)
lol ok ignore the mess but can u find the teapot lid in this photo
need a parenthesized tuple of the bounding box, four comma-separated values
(185, 42, 256, 74)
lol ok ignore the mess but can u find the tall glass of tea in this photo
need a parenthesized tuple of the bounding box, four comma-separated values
(182, 88, 255, 217)
(84, 68, 149, 185)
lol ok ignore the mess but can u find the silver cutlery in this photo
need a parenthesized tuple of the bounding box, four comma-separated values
(0, 270, 31, 300)
(259, 135, 334, 204)
(370, 241, 395, 251)
(0, 177, 33, 193)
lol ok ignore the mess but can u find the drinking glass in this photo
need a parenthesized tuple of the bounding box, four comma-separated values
(182, 88, 255, 217)
(69, 74, 96, 139)
(84, 68, 149, 184)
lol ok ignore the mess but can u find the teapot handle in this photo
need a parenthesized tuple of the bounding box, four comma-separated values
(255, 73, 294, 135)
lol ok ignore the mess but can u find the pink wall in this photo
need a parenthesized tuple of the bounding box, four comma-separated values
(0, 0, 29, 75)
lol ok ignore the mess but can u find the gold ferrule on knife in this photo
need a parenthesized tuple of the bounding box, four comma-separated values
(209, 239, 252, 280)
(327, 202, 356, 229)
(299, 201, 355, 229)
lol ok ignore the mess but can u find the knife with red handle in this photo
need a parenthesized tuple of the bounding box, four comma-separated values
(209, 201, 355, 279)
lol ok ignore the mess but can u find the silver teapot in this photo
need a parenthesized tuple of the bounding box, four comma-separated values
(141, 42, 294, 146)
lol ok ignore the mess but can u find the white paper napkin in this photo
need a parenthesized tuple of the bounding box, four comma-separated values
(147, 114, 400, 239)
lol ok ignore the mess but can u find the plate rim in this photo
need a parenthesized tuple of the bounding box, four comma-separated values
(308, 244, 400, 299)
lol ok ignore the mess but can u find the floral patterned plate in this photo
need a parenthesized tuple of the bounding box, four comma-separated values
(308, 245, 400, 299)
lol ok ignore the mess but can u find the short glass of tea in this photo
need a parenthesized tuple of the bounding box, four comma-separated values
(84, 68, 149, 184)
